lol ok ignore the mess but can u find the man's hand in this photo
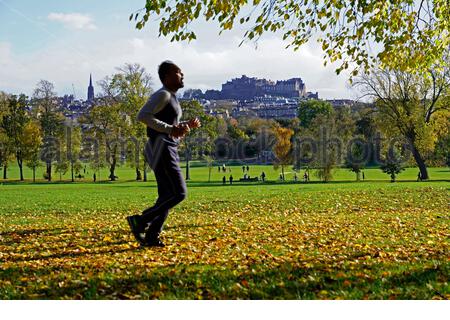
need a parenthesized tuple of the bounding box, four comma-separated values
(170, 123, 190, 138)
(187, 118, 201, 129)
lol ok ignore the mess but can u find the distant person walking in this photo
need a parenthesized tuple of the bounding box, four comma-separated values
(223, 176, 226, 185)
(93, 173, 96, 183)
(261, 171, 266, 182)
(229, 175, 233, 185)
(126, 60, 201, 247)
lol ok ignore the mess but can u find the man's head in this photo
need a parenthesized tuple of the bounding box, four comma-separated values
(158, 60, 184, 91)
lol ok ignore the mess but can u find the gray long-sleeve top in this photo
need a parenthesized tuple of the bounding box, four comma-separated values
(136, 87, 183, 134)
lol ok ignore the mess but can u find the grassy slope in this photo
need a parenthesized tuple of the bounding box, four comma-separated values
(0, 175, 448, 299)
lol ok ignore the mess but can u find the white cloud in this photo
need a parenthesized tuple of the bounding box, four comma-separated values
(47, 13, 97, 30)
(0, 24, 359, 100)
(130, 38, 145, 50)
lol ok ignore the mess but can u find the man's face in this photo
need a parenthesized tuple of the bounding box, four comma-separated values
(166, 65, 184, 90)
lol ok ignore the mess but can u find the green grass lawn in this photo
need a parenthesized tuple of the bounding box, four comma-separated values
(1, 162, 449, 183)
(0, 164, 449, 299)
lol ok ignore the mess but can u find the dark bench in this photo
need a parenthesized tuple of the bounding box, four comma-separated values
(239, 177, 259, 182)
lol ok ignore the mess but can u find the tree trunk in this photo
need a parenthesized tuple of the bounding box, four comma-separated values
(17, 158, 24, 181)
(143, 164, 147, 182)
(33, 167, 36, 183)
(47, 162, 52, 181)
(109, 165, 116, 181)
(136, 168, 142, 181)
(356, 170, 360, 182)
(406, 131, 429, 180)
(185, 148, 190, 181)
(410, 143, 429, 180)
(109, 147, 117, 181)
(71, 161, 74, 182)
(3, 163, 7, 179)
(208, 166, 211, 182)
(282, 166, 285, 181)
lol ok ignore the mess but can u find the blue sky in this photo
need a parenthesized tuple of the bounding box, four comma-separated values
(0, 0, 356, 99)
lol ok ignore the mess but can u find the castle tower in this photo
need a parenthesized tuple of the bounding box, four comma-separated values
(87, 74, 94, 101)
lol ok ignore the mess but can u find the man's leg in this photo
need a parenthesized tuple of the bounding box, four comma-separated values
(143, 144, 187, 242)
(139, 159, 171, 229)
(140, 160, 172, 225)
(127, 138, 169, 241)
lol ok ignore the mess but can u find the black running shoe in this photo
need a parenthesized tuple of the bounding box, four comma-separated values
(126, 215, 145, 243)
(141, 236, 165, 248)
(141, 231, 165, 247)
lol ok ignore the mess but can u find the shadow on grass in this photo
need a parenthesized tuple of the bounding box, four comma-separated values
(69, 179, 449, 189)
(0, 227, 68, 237)
(1, 259, 447, 299)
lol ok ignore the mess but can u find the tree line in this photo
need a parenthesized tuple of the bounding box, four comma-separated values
(0, 64, 449, 182)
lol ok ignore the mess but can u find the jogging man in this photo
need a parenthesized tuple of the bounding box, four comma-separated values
(126, 61, 200, 247)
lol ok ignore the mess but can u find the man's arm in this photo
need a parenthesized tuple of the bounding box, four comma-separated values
(137, 90, 173, 134)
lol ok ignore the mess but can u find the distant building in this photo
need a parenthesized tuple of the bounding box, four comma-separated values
(221, 75, 306, 100)
(182, 89, 203, 100)
(87, 74, 94, 102)
(262, 78, 306, 98)
(232, 105, 299, 119)
(185, 75, 315, 101)
(326, 99, 355, 108)
(306, 91, 319, 99)
(204, 89, 222, 100)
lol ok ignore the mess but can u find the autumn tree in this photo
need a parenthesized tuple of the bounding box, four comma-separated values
(80, 101, 124, 182)
(65, 123, 83, 182)
(80, 64, 153, 182)
(355, 67, 450, 180)
(0, 130, 6, 177)
(0, 95, 30, 180)
(102, 63, 153, 181)
(272, 126, 294, 181)
(179, 99, 218, 180)
(355, 108, 379, 166)
(295, 104, 356, 181)
(297, 99, 333, 129)
(380, 148, 405, 182)
(345, 136, 367, 181)
(55, 159, 69, 181)
(23, 121, 43, 182)
(132, 1, 449, 75)
(0, 92, 10, 178)
(32, 80, 65, 181)
(240, 117, 278, 159)
(79, 131, 107, 181)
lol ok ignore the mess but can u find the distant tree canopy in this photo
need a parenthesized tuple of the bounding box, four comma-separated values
(132, 0, 450, 75)
(297, 99, 333, 128)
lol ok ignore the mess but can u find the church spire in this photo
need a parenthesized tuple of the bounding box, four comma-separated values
(87, 74, 94, 102)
